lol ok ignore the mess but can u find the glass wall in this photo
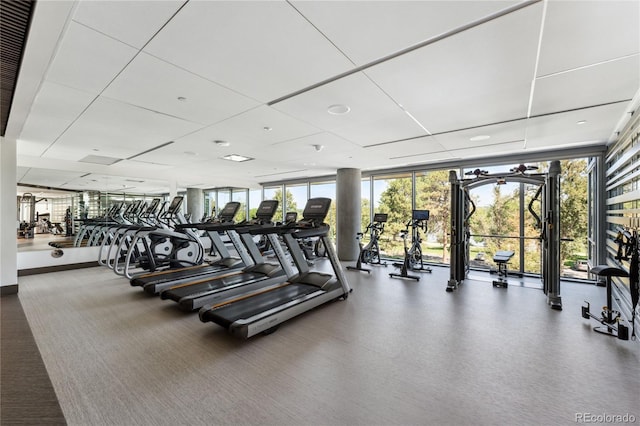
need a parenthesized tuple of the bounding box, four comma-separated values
(415, 170, 450, 263)
(263, 185, 283, 222)
(231, 189, 247, 222)
(310, 181, 336, 237)
(285, 184, 308, 219)
(249, 189, 262, 219)
(372, 173, 412, 258)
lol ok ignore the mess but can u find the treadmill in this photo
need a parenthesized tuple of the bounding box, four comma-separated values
(129, 202, 245, 294)
(198, 197, 352, 339)
(159, 200, 288, 311)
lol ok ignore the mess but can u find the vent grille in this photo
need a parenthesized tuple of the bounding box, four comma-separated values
(1, 0, 34, 136)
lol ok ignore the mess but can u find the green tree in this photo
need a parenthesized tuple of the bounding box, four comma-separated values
(270, 188, 296, 223)
(559, 159, 588, 266)
(416, 170, 450, 261)
(378, 177, 412, 257)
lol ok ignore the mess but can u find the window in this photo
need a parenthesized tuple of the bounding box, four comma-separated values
(231, 189, 247, 222)
(310, 181, 336, 237)
(373, 173, 412, 258)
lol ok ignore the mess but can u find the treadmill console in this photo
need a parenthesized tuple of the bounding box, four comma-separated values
(373, 213, 388, 223)
(255, 200, 279, 221)
(166, 196, 184, 214)
(146, 198, 161, 214)
(301, 198, 332, 222)
(284, 212, 298, 224)
(218, 202, 241, 222)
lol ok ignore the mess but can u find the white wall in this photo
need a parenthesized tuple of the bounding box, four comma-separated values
(1, 136, 18, 288)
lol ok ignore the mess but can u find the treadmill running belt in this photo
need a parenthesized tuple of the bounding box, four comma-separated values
(161, 272, 265, 302)
(131, 264, 224, 287)
(201, 283, 319, 328)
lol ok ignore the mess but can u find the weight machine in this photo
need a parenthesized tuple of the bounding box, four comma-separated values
(446, 160, 563, 310)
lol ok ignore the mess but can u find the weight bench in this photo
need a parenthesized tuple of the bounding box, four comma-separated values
(492, 250, 515, 288)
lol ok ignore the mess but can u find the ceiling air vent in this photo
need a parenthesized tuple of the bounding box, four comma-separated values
(78, 155, 122, 165)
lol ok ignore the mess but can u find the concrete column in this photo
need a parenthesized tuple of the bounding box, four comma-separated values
(186, 188, 204, 222)
(336, 168, 361, 261)
(1, 136, 18, 293)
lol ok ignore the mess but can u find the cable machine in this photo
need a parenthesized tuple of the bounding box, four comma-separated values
(446, 160, 562, 311)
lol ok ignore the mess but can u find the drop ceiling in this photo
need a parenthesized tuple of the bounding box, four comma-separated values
(5, 0, 640, 194)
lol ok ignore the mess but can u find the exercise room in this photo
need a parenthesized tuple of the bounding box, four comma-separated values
(1, 1, 639, 425)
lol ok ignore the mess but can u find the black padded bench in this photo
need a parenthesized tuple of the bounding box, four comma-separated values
(492, 250, 515, 288)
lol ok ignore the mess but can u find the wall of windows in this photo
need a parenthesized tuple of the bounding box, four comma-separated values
(260, 157, 591, 281)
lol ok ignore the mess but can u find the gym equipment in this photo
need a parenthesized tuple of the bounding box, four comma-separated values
(347, 213, 388, 273)
(447, 160, 563, 310)
(129, 201, 249, 294)
(492, 250, 515, 288)
(199, 197, 352, 338)
(582, 265, 630, 340)
(159, 202, 287, 311)
(584, 227, 639, 341)
(390, 210, 432, 281)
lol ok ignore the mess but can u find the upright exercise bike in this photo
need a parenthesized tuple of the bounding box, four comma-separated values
(348, 213, 388, 273)
(390, 210, 432, 281)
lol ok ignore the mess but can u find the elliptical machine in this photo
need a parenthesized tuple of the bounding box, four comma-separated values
(390, 210, 432, 281)
(348, 213, 388, 273)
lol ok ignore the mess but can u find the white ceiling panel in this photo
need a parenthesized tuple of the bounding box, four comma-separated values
(43, 97, 202, 161)
(18, 81, 96, 156)
(537, 0, 640, 77)
(292, 0, 520, 66)
(102, 53, 260, 126)
(45, 21, 138, 95)
(272, 72, 425, 146)
(531, 55, 640, 116)
(429, 119, 528, 152)
(19, 167, 88, 188)
(72, 0, 184, 49)
(175, 105, 323, 151)
(524, 102, 629, 150)
(445, 140, 526, 161)
(143, 1, 354, 102)
(365, 2, 543, 134)
(360, 135, 453, 165)
(65, 173, 170, 194)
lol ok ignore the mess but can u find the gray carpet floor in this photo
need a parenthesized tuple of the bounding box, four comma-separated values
(1, 294, 66, 425)
(12, 263, 640, 426)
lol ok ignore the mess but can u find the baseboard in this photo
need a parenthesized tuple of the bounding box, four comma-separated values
(18, 261, 99, 277)
(0, 284, 19, 296)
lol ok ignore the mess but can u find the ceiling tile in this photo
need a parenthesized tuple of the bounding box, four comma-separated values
(292, 0, 520, 66)
(365, 3, 543, 134)
(45, 21, 138, 94)
(531, 55, 640, 116)
(43, 96, 202, 161)
(537, 0, 640, 77)
(430, 119, 527, 151)
(72, 0, 184, 49)
(525, 102, 630, 150)
(102, 53, 259, 126)
(18, 81, 96, 156)
(143, 1, 354, 102)
(272, 72, 425, 146)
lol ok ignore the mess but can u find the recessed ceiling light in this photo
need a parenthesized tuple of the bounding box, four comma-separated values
(177, 96, 187, 101)
(327, 104, 350, 115)
(577, 120, 587, 125)
(184, 151, 198, 156)
(214, 140, 230, 147)
(469, 135, 491, 142)
(222, 154, 253, 162)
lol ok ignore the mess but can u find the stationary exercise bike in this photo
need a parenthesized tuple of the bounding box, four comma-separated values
(390, 210, 432, 281)
(348, 213, 388, 273)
